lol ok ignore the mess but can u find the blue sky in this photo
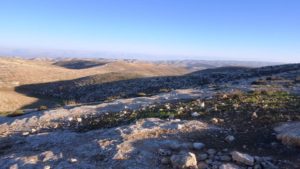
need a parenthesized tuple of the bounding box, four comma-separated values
(0, 0, 299, 62)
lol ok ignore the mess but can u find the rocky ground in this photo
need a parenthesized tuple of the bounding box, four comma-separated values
(0, 64, 300, 169)
(15, 63, 300, 104)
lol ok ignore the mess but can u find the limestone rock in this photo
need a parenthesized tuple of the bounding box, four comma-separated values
(225, 135, 235, 143)
(211, 118, 219, 124)
(219, 163, 240, 169)
(251, 112, 258, 119)
(170, 152, 198, 169)
(191, 112, 200, 117)
(231, 151, 254, 166)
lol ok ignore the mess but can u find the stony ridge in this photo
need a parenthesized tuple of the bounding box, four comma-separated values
(0, 89, 213, 136)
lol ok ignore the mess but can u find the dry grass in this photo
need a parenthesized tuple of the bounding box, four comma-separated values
(0, 90, 38, 112)
(0, 57, 187, 88)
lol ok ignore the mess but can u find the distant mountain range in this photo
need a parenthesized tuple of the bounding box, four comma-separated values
(0, 47, 284, 69)
(150, 60, 283, 71)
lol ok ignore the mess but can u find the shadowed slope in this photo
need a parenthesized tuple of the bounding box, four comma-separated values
(15, 64, 300, 110)
(0, 57, 188, 111)
(53, 59, 109, 69)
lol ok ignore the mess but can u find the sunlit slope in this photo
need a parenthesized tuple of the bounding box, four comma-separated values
(0, 57, 187, 88)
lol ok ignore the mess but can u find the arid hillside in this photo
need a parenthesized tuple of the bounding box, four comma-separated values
(0, 57, 187, 88)
(0, 62, 299, 169)
(15, 63, 300, 110)
(0, 57, 188, 112)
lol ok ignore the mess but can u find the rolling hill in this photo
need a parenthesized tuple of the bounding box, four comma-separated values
(0, 57, 187, 112)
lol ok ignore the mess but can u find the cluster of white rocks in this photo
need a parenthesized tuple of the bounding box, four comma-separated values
(158, 143, 278, 169)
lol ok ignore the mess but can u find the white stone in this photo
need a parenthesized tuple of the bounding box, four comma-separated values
(200, 102, 205, 108)
(211, 118, 219, 124)
(225, 135, 235, 143)
(171, 152, 197, 169)
(44, 166, 51, 169)
(177, 124, 184, 130)
(22, 132, 29, 136)
(69, 158, 77, 163)
(251, 112, 258, 119)
(191, 112, 200, 117)
(231, 151, 254, 166)
(219, 163, 240, 169)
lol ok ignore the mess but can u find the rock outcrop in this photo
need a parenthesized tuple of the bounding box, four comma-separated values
(0, 118, 217, 169)
(274, 121, 300, 147)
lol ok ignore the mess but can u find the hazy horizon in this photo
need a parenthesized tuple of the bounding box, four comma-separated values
(1, 0, 300, 62)
(0, 47, 289, 64)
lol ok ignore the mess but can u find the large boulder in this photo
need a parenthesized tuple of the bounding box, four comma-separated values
(170, 152, 198, 169)
(274, 121, 300, 147)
